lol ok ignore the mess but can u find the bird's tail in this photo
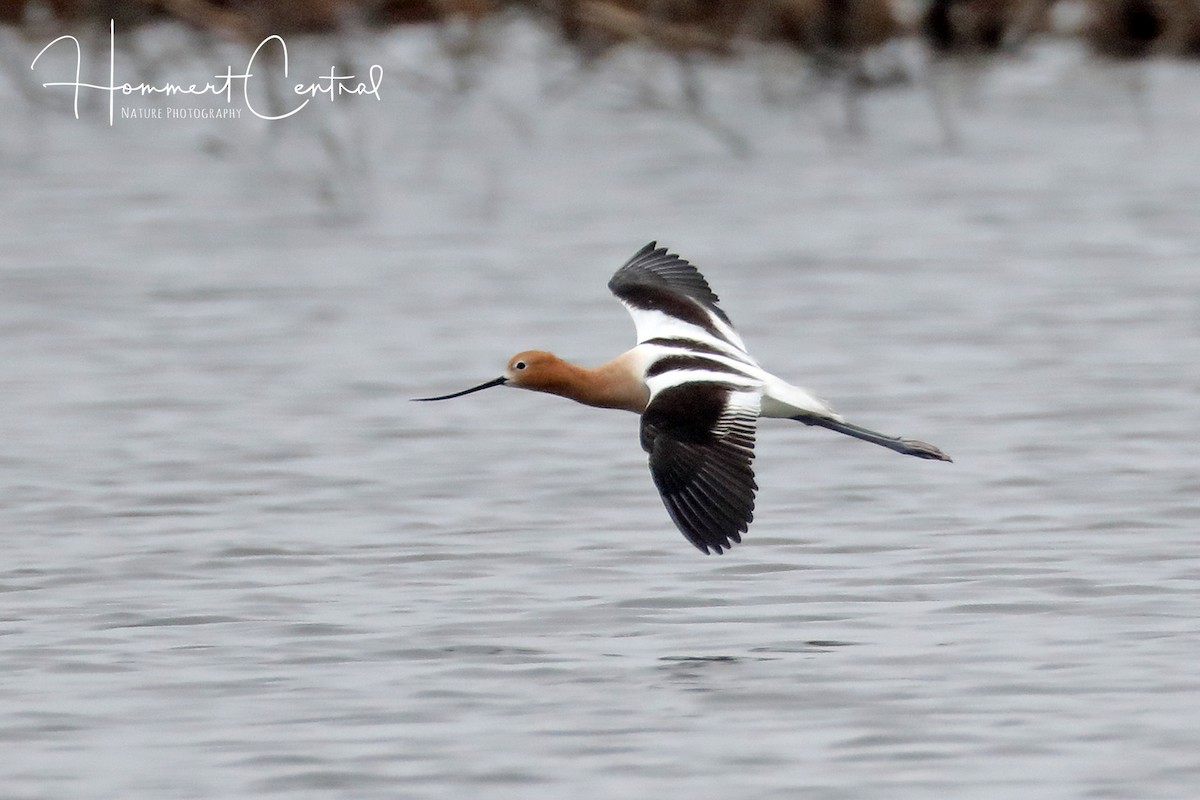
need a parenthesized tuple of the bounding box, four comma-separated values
(794, 415, 952, 462)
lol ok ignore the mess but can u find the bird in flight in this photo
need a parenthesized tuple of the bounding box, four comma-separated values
(416, 242, 951, 553)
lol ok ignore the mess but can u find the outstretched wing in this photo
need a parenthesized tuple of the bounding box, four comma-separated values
(609, 242, 749, 355)
(640, 382, 760, 554)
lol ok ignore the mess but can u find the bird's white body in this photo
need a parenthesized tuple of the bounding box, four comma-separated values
(625, 340, 840, 421)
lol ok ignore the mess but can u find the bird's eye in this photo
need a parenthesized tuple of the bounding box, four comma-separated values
(514, 361, 526, 370)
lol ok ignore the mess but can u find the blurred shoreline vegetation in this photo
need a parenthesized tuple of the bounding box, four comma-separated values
(3, 0, 1197, 199)
(2, 0, 1198, 64)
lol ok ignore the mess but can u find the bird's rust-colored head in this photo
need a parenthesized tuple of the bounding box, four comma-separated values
(503, 350, 572, 393)
(413, 350, 570, 402)
(415, 349, 646, 412)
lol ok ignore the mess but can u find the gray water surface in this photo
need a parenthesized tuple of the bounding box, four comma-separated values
(2, 25, 1200, 799)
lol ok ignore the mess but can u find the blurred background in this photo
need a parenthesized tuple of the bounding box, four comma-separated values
(2, 2, 1199, 799)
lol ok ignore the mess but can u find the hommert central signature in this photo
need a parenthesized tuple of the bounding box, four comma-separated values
(31, 20, 382, 126)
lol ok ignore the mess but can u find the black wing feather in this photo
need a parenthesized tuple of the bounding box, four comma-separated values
(640, 382, 758, 554)
(608, 242, 734, 327)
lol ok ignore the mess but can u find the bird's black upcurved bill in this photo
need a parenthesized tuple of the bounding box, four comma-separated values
(413, 376, 507, 401)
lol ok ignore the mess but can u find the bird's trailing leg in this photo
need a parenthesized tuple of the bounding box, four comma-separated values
(794, 416, 952, 462)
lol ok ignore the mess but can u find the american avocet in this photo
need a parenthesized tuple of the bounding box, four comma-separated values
(416, 242, 951, 554)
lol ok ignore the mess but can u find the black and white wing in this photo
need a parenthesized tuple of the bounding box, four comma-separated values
(608, 241, 751, 357)
(640, 382, 760, 554)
